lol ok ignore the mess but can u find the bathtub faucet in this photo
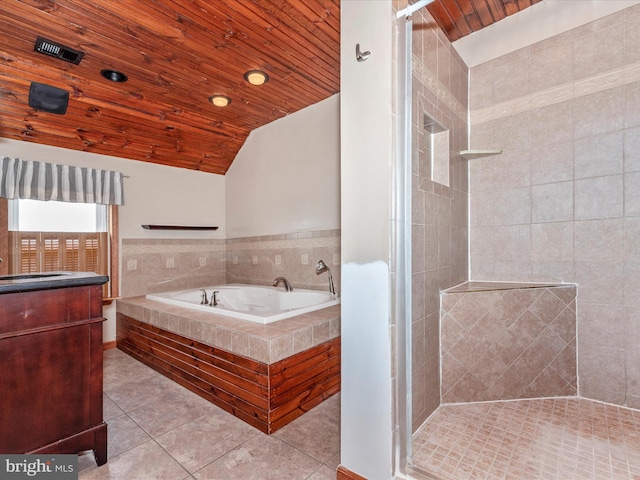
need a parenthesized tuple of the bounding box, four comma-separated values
(210, 290, 219, 307)
(273, 277, 293, 292)
(200, 289, 208, 305)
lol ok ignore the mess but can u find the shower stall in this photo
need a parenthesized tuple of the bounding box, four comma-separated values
(394, 2, 640, 479)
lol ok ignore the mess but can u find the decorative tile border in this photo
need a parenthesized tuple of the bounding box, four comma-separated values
(471, 61, 640, 125)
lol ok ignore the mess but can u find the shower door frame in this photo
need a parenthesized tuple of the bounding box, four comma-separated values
(393, 5, 441, 479)
(393, 10, 413, 478)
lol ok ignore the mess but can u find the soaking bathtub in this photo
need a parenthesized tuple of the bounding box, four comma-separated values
(146, 283, 340, 324)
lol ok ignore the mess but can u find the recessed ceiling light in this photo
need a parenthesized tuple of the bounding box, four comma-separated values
(243, 70, 269, 86)
(101, 69, 128, 82)
(209, 95, 231, 107)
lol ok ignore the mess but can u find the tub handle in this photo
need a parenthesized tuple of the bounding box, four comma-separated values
(200, 289, 208, 305)
(210, 290, 219, 307)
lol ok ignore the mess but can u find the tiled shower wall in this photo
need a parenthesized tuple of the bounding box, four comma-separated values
(469, 5, 640, 407)
(441, 284, 577, 404)
(410, 9, 469, 431)
(120, 230, 340, 298)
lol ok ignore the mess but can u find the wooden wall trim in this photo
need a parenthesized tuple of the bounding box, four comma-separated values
(337, 466, 368, 480)
(103, 340, 117, 351)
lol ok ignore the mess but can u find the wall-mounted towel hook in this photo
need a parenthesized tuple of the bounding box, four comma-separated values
(356, 43, 370, 62)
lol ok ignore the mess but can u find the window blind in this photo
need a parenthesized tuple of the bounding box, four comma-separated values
(8, 231, 109, 296)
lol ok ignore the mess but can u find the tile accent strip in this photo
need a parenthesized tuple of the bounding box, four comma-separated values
(471, 61, 640, 125)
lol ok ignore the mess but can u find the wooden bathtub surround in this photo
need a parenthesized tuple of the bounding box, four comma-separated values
(116, 307, 341, 433)
(0, 273, 108, 465)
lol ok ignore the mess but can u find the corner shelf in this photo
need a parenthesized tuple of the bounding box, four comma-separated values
(141, 225, 218, 231)
(460, 149, 502, 160)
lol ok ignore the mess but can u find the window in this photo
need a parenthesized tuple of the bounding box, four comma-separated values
(5, 199, 119, 299)
(0, 157, 123, 301)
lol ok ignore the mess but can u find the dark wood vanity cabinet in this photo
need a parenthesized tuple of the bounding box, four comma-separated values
(0, 273, 108, 465)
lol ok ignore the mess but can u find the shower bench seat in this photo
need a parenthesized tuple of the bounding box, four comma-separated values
(116, 296, 340, 434)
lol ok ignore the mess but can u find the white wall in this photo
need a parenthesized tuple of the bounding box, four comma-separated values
(340, 1, 394, 478)
(0, 138, 226, 239)
(0, 137, 225, 341)
(225, 95, 340, 238)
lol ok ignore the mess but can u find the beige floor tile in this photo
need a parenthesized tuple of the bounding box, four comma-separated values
(274, 395, 341, 464)
(324, 451, 341, 470)
(79, 440, 190, 480)
(103, 393, 123, 421)
(127, 387, 220, 437)
(155, 409, 260, 473)
(104, 373, 185, 413)
(106, 414, 151, 458)
(78, 349, 340, 479)
(306, 464, 339, 480)
(103, 350, 160, 388)
(192, 435, 321, 480)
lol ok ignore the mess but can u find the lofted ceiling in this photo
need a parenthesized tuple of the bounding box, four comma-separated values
(0, 0, 340, 175)
(427, 0, 543, 42)
(0, 0, 539, 175)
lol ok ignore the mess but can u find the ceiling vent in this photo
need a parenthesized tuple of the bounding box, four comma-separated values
(34, 36, 84, 65)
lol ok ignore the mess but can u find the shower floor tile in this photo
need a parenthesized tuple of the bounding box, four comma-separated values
(412, 397, 640, 479)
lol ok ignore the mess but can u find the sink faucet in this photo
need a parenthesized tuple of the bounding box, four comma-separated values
(273, 276, 293, 292)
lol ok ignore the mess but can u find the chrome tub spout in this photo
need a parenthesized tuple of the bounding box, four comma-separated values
(273, 276, 293, 292)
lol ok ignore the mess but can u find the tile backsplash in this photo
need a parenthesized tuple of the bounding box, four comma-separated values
(121, 238, 226, 297)
(225, 229, 340, 292)
(120, 229, 340, 297)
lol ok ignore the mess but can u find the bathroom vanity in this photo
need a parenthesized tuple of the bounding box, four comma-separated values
(0, 272, 109, 465)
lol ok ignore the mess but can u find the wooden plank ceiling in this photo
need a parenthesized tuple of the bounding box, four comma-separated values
(0, 0, 340, 174)
(0, 0, 538, 175)
(427, 0, 542, 42)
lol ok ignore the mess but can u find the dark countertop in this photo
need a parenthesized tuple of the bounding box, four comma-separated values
(0, 272, 109, 294)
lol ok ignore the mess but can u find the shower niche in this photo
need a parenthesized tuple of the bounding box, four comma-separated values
(423, 113, 450, 188)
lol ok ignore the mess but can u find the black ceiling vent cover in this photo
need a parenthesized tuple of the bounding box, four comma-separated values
(34, 36, 84, 65)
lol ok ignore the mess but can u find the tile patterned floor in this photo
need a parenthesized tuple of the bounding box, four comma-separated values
(78, 348, 340, 480)
(412, 397, 640, 479)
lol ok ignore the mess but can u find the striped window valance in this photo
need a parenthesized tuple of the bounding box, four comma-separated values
(0, 157, 124, 205)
